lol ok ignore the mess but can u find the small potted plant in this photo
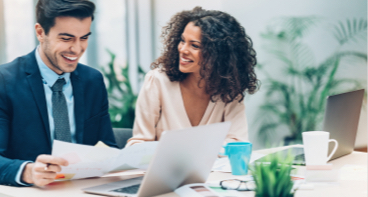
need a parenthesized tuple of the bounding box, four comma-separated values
(250, 152, 295, 197)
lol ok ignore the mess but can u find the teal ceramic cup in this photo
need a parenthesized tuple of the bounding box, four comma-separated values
(223, 142, 252, 175)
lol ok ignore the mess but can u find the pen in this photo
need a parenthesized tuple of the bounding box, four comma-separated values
(55, 174, 65, 179)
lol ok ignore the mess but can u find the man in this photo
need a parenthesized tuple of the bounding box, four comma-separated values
(0, 0, 117, 187)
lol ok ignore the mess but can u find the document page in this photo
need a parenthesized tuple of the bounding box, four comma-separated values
(51, 140, 158, 180)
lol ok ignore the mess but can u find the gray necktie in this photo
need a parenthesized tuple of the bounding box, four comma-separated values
(51, 78, 72, 142)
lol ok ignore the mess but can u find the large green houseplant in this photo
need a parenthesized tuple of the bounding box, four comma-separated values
(256, 17, 367, 145)
(99, 50, 146, 128)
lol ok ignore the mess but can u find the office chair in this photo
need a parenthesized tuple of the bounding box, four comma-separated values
(112, 128, 133, 149)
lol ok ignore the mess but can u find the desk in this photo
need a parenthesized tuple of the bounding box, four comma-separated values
(0, 149, 366, 197)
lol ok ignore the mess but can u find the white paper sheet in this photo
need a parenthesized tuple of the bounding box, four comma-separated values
(51, 140, 158, 180)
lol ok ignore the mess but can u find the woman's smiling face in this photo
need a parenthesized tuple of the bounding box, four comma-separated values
(177, 22, 202, 75)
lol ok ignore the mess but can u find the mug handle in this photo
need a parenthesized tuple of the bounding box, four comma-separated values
(326, 139, 338, 162)
(219, 145, 227, 156)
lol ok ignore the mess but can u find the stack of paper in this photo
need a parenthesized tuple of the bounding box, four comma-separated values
(51, 140, 158, 180)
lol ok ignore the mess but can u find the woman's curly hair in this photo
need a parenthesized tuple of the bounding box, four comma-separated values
(151, 7, 259, 103)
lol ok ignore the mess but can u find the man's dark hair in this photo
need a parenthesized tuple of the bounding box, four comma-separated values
(36, 0, 95, 35)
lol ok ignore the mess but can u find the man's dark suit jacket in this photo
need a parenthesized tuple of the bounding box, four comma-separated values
(0, 49, 117, 186)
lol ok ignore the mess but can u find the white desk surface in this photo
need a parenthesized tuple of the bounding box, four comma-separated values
(0, 147, 366, 197)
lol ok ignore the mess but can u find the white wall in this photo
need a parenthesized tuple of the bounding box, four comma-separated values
(0, 0, 6, 64)
(152, 0, 222, 63)
(137, 0, 154, 71)
(94, 0, 127, 71)
(3, 0, 35, 62)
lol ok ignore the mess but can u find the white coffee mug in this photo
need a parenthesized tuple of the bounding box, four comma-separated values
(302, 131, 338, 165)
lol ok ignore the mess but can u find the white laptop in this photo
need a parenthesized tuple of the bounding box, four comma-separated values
(83, 122, 231, 197)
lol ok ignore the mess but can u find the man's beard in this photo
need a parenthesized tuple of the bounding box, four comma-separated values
(43, 37, 63, 74)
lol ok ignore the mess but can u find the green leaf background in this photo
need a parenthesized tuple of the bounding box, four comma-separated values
(256, 17, 367, 145)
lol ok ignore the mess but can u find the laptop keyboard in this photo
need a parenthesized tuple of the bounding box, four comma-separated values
(293, 153, 305, 165)
(111, 184, 141, 194)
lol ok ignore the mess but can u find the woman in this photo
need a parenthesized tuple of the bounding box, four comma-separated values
(126, 7, 258, 147)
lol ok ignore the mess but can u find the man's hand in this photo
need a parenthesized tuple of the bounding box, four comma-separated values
(21, 154, 69, 186)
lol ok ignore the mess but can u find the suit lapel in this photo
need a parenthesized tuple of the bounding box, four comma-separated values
(71, 68, 84, 144)
(24, 50, 51, 148)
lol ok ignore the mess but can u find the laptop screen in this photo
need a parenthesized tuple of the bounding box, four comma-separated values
(323, 89, 364, 160)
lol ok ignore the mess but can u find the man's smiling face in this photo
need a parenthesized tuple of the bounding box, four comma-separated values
(36, 16, 92, 74)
